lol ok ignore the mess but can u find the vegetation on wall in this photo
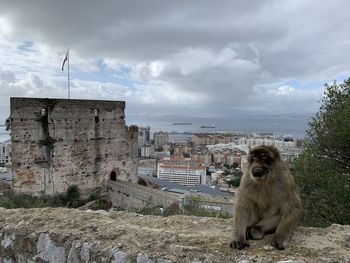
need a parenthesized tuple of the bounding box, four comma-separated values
(181, 195, 231, 219)
(0, 190, 66, 208)
(5, 117, 11, 131)
(0, 185, 87, 209)
(293, 78, 350, 227)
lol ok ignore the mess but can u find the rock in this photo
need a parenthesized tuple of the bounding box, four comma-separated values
(277, 260, 305, 263)
(1, 233, 15, 249)
(80, 242, 91, 262)
(156, 259, 172, 263)
(111, 251, 130, 263)
(137, 253, 154, 263)
(34, 233, 66, 263)
(67, 240, 80, 263)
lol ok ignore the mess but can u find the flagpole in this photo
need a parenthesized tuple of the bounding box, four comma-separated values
(67, 49, 70, 99)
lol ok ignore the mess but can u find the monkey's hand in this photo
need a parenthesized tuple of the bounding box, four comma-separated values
(271, 237, 285, 250)
(230, 239, 250, 250)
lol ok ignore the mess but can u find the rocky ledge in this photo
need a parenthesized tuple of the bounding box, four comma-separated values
(0, 207, 349, 263)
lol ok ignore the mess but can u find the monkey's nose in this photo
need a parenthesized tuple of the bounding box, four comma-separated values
(254, 167, 263, 172)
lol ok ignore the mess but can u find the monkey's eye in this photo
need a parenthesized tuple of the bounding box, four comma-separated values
(262, 155, 272, 165)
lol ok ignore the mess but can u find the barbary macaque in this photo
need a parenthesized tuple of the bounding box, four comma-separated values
(230, 145, 303, 250)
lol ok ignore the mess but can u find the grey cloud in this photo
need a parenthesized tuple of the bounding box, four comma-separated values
(133, 45, 269, 105)
(0, 0, 349, 117)
(0, 0, 279, 60)
(1, 0, 348, 70)
(0, 70, 15, 83)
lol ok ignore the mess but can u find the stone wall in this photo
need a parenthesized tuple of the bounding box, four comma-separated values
(181, 194, 234, 216)
(10, 97, 138, 196)
(1, 207, 350, 263)
(108, 180, 180, 210)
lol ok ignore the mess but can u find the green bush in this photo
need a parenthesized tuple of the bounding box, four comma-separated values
(163, 202, 181, 216)
(0, 186, 105, 210)
(228, 175, 241, 187)
(66, 185, 80, 201)
(0, 190, 65, 209)
(0, 195, 15, 208)
(294, 151, 350, 226)
(139, 205, 165, 216)
(293, 78, 350, 227)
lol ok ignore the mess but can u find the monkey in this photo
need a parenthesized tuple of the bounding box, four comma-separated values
(230, 145, 303, 250)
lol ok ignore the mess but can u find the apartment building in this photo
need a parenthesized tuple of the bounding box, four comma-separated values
(153, 131, 169, 149)
(160, 156, 197, 166)
(192, 133, 234, 146)
(157, 157, 206, 186)
(140, 144, 155, 158)
(191, 153, 212, 166)
(0, 140, 11, 165)
(192, 133, 215, 146)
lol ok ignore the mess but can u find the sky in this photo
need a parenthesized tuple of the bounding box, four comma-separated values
(0, 0, 349, 125)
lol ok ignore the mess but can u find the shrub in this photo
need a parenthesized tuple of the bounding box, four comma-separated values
(293, 78, 350, 227)
(66, 185, 80, 201)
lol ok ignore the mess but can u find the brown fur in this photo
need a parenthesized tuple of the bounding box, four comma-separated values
(230, 145, 303, 250)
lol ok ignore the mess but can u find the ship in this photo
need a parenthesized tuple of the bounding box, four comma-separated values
(172, 122, 192, 125)
(201, 125, 215, 128)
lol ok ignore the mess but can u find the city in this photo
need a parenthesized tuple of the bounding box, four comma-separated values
(0, 113, 304, 217)
(0, 100, 304, 216)
(138, 127, 303, 195)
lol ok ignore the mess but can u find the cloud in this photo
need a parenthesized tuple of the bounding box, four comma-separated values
(0, 0, 349, 121)
(131, 46, 270, 106)
(247, 85, 323, 114)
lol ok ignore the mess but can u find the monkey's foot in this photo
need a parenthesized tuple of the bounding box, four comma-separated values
(230, 240, 250, 250)
(271, 238, 285, 250)
(246, 226, 264, 240)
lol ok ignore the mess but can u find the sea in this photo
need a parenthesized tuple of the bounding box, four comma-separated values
(0, 114, 312, 143)
(126, 114, 312, 139)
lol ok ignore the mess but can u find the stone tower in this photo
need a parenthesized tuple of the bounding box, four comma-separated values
(10, 97, 138, 196)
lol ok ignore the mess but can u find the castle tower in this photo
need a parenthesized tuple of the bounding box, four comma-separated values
(10, 97, 138, 196)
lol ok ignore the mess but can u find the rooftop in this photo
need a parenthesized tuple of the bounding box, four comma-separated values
(138, 174, 232, 197)
(158, 164, 206, 170)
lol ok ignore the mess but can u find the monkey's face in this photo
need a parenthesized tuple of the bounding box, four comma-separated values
(249, 150, 274, 181)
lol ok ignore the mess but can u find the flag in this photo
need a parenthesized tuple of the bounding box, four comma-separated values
(61, 50, 69, 71)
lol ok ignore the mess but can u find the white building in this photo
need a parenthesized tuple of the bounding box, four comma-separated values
(0, 140, 11, 165)
(238, 137, 297, 148)
(238, 137, 303, 161)
(157, 162, 207, 186)
(140, 144, 155, 158)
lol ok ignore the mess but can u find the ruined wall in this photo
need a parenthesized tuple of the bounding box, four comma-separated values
(10, 97, 138, 196)
(108, 180, 180, 210)
(1, 207, 350, 263)
(180, 194, 234, 216)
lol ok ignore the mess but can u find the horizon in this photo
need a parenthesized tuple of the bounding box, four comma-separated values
(0, 110, 311, 142)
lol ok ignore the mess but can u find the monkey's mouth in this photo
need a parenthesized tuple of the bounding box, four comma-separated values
(252, 169, 269, 178)
(253, 172, 265, 177)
